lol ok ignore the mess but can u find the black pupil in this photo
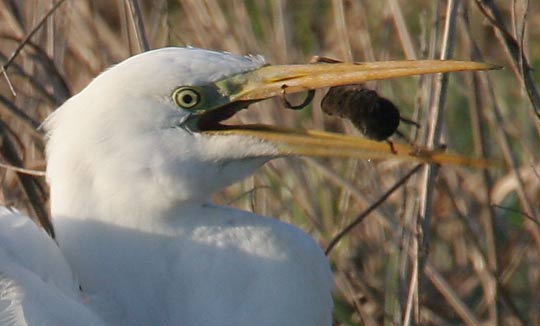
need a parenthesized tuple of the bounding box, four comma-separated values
(182, 93, 194, 104)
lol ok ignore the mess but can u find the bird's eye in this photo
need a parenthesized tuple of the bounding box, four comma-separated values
(172, 88, 201, 109)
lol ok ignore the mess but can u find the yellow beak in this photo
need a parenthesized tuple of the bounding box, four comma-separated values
(204, 60, 499, 167)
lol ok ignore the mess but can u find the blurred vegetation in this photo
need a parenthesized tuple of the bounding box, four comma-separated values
(0, 0, 539, 325)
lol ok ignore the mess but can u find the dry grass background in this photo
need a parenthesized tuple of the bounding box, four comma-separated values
(1, 0, 539, 325)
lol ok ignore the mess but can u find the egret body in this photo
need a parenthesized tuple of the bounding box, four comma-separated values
(44, 48, 332, 326)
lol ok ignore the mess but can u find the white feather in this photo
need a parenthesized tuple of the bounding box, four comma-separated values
(0, 208, 106, 326)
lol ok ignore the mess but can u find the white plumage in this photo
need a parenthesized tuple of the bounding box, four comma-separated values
(0, 207, 106, 326)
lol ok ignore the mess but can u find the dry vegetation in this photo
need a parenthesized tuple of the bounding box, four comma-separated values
(1, 0, 539, 325)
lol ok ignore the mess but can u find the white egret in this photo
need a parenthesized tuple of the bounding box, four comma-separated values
(0, 47, 495, 325)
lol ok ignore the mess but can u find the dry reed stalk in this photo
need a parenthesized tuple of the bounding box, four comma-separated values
(125, 0, 150, 51)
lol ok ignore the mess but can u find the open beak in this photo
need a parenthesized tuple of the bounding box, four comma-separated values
(203, 60, 499, 167)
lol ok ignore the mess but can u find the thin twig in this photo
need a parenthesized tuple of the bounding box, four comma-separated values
(306, 158, 390, 219)
(0, 95, 42, 136)
(411, 2, 460, 325)
(1, 0, 68, 95)
(0, 161, 46, 176)
(402, 245, 419, 326)
(483, 73, 539, 236)
(418, 0, 459, 274)
(461, 9, 500, 323)
(1, 67, 16, 96)
(424, 263, 481, 325)
(0, 34, 71, 102)
(387, 0, 417, 60)
(325, 164, 422, 255)
(440, 173, 527, 323)
(0, 121, 53, 238)
(2, 0, 67, 69)
(331, 0, 353, 62)
(402, 4, 442, 323)
(0, 50, 62, 106)
(492, 204, 540, 228)
(125, 0, 150, 52)
(474, 0, 540, 120)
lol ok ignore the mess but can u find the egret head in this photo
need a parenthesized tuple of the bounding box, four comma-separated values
(46, 48, 268, 218)
(44, 47, 494, 221)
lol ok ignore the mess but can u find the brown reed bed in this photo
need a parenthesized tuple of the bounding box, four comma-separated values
(1, 1, 539, 325)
